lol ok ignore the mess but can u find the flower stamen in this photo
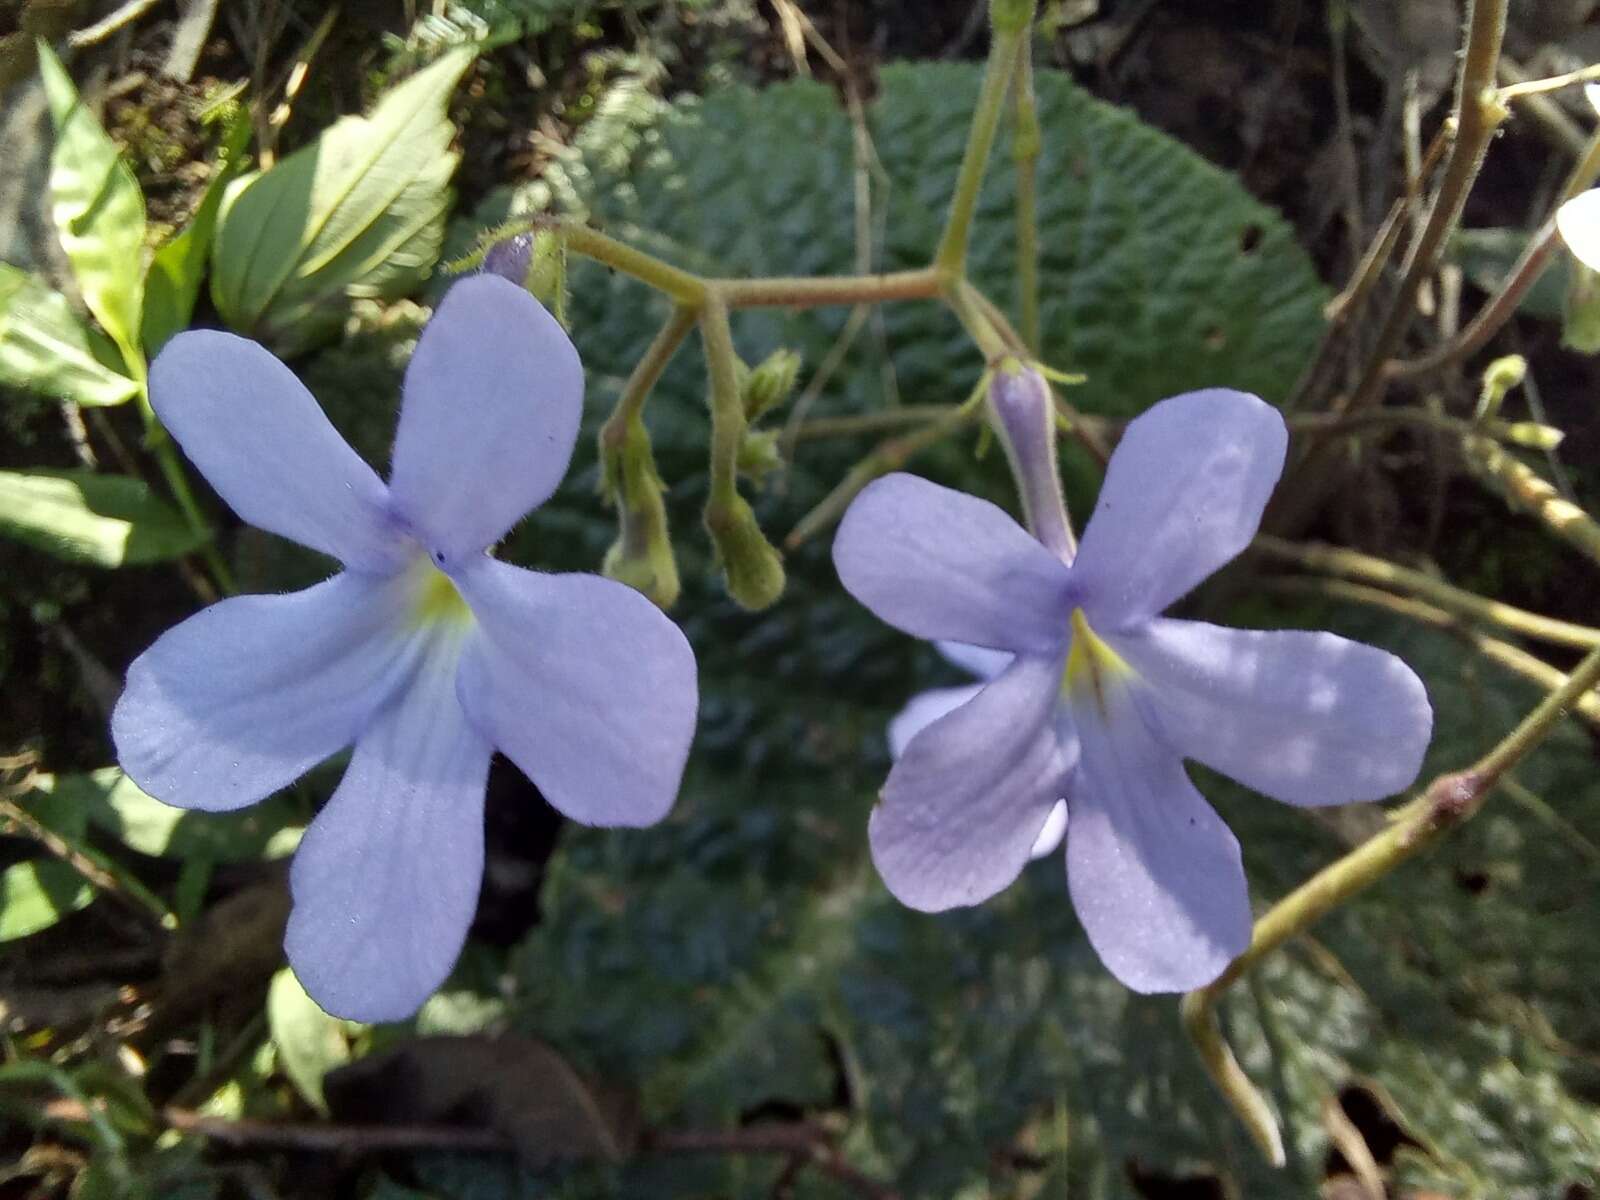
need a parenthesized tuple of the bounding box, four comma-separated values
(1063, 607, 1132, 715)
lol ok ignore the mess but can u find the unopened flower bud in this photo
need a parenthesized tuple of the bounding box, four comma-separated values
(737, 429, 783, 483)
(599, 419, 679, 608)
(705, 495, 784, 610)
(482, 230, 567, 325)
(987, 361, 1075, 563)
(1499, 421, 1565, 452)
(742, 348, 802, 421)
(1474, 354, 1526, 421)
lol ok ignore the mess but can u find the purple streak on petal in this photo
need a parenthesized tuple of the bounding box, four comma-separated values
(936, 641, 1012, 681)
(149, 332, 407, 572)
(888, 684, 984, 759)
(285, 640, 491, 1022)
(1116, 617, 1432, 806)
(1071, 390, 1286, 626)
(453, 558, 696, 827)
(833, 474, 1073, 655)
(112, 570, 424, 812)
(989, 366, 1075, 562)
(1065, 683, 1250, 993)
(1029, 799, 1068, 859)
(389, 276, 583, 561)
(870, 655, 1073, 911)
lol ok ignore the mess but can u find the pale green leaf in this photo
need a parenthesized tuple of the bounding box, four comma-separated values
(0, 467, 204, 566)
(268, 968, 353, 1112)
(211, 47, 473, 355)
(1563, 261, 1600, 353)
(0, 262, 139, 406)
(36, 40, 147, 358)
(0, 859, 93, 941)
(141, 104, 252, 357)
(37, 768, 299, 861)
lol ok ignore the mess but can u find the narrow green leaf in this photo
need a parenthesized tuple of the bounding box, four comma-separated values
(0, 467, 205, 566)
(0, 859, 93, 941)
(0, 263, 139, 405)
(141, 105, 252, 357)
(36, 40, 147, 359)
(268, 968, 352, 1112)
(212, 47, 473, 355)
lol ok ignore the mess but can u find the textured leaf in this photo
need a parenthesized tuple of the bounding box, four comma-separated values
(268, 967, 352, 1112)
(141, 105, 252, 357)
(211, 48, 472, 355)
(37, 40, 146, 357)
(0, 468, 205, 566)
(0, 263, 139, 406)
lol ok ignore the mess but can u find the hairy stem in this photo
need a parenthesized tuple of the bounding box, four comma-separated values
(934, 21, 1028, 274)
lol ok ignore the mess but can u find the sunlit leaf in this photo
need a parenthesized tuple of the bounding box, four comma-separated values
(0, 859, 93, 941)
(35, 769, 300, 861)
(268, 967, 353, 1113)
(36, 40, 146, 359)
(0, 263, 139, 406)
(211, 47, 473, 355)
(0, 468, 204, 566)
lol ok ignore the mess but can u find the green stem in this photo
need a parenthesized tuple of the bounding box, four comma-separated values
(599, 305, 697, 456)
(548, 221, 709, 306)
(1184, 638, 1600, 1162)
(945, 279, 1013, 359)
(699, 294, 745, 508)
(1012, 47, 1042, 351)
(718, 269, 942, 309)
(1254, 534, 1600, 649)
(128, 355, 234, 597)
(933, 22, 1028, 274)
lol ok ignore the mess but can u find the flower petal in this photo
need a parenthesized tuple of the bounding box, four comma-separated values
(112, 571, 423, 812)
(870, 655, 1072, 911)
(1065, 684, 1250, 993)
(887, 684, 984, 759)
(1030, 800, 1068, 859)
(285, 642, 491, 1022)
(388, 276, 583, 561)
(1115, 617, 1432, 806)
(1071, 390, 1286, 626)
(834, 474, 1073, 654)
(936, 641, 1013, 680)
(453, 558, 697, 827)
(149, 332, 406, 571)
(1557, 189, 1600, 273)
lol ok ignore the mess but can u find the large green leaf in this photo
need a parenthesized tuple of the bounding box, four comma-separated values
(211, 48, 473, 355)
(0, 263, 139, 406)
(0, 467, 204, 566)
(36, 40, 146, 358)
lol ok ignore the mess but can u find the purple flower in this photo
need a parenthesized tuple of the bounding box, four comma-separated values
(834, 388, 1432, 993)
(111, 276, 698, 1021)
(887, 642, 1068, 861)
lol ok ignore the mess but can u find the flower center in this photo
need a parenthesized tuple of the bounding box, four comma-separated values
(1062, 608, 1133, 715)
(409, 556, 472, 628)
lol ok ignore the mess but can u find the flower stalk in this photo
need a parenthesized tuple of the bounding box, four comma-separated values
(1184, 639, 1600, 1163)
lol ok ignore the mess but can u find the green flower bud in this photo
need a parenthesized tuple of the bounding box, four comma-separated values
(705, 495, 785, 610)
(737, 429, 784, 483)
(1474, 354, 1526, 421)
(742, 348, 803, 421)
(598, 418, 679, 608)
